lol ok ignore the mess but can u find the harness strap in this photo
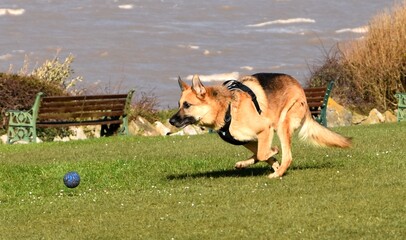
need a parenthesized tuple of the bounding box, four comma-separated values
(217, 80, 262, 145)
(223, 80, 262, 114)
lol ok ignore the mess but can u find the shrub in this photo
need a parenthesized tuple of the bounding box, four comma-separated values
(130, 91, 160, 123)
(309, 1, 406, 113)
(32, 53, 83, 91)
(0, 53, 82, 135)
(307, 46, 373, 111)
(0, 73, 66, 130)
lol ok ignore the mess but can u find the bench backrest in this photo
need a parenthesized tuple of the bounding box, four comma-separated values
(38, 94, 128, 121)
(35, 90, 135, 124)
(304, 87, 327, 108)
(303, 81, 335, 127)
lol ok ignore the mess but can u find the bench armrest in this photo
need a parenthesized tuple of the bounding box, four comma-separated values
(6, 92, 43, 126)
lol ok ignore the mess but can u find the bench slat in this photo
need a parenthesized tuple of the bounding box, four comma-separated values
(39, 104, 125, 114)
(38, 110, 125, 120)
(40, 99, 126, 109)
(37, 119, 123, 128)
(304, 87, 327, 92)
(308, 102, 325, 108)
(304, 91, 327, 97)
(306, 96, 325, 102)
(41, 94, 128, 102)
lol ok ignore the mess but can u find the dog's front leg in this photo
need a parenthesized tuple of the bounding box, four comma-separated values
(248, 128, 280, 173)
(235, 141, 279, 170)
(256, 128, 277, 161)
(235, 142, 259, 169)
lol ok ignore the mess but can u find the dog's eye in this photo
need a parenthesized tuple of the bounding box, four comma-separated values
(183, 101, 192, 109)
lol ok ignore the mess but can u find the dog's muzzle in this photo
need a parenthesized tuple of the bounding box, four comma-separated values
(169, 111, 197, 128)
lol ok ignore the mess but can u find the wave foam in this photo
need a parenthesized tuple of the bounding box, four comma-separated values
(247, 18, 315, 27)
(335, 26, 369, 34)
(186, 72, 239, 82)
(118, 5, 134, 10)
(240, 66, 254, 71)
(0, 8, 25, 16)
(0, 53, 13, 61)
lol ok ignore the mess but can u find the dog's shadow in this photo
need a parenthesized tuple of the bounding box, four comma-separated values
(166, 161, 337, 180)
(167, 167, 270, 180)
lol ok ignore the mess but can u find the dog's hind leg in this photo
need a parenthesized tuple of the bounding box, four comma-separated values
(269, 101, 305, 179)
(269, 123, 292, 179)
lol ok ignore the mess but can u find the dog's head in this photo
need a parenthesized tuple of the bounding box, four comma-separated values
(169, 75, 213, 128)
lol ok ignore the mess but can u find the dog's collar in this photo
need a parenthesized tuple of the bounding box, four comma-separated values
(217, 80, 262, 145)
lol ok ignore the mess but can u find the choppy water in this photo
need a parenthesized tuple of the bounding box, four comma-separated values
(0, 0, 396, 107)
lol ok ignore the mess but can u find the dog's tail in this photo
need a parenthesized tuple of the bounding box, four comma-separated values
(298, 109, 351, 148)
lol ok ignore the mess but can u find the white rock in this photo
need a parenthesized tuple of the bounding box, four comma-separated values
(154, 121, 171, 136)
(0, 134, 8, 144)
(69, 126, 87, 140)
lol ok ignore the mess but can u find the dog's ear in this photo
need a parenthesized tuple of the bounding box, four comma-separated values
(192, 74, 206, 97)
(178, 76, 189, 91)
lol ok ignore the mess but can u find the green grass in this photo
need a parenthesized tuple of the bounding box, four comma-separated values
(0, 123, 405, 239)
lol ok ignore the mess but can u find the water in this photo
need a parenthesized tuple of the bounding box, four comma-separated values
(0, 0, 396, 107)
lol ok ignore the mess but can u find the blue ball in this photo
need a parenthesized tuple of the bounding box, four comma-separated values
(63, 171, 80, 188)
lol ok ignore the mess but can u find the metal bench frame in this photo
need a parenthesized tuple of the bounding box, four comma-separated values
(395, 93, 406, 122)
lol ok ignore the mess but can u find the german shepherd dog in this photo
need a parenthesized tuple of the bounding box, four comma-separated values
(169, 73, 351, 179)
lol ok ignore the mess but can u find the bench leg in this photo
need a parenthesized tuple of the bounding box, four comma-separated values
(7, 126, 37, 144)
(398, 108, 406, 122)
(6, 110, 38, 144)
(120, 115, 129, 135)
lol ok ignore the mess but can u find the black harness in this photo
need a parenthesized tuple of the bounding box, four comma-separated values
(217, 80, 262, 145)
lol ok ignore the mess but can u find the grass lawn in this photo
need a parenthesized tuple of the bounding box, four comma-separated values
(0, 123, 405, 239)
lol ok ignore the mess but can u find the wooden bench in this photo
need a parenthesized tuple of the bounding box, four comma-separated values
(6, 90, 135, 144)
(304, 81, 335, 127)
(395, 93, 406, 122)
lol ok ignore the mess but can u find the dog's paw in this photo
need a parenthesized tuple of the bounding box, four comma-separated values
(235, 159, 254, 169)
(267, 172, 282, 180)
(267, 158, 280, 173)
(272, 161, 280, 170)
(235, 161, 247, 169)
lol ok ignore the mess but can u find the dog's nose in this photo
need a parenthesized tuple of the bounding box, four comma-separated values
(169, 116, 176, 126)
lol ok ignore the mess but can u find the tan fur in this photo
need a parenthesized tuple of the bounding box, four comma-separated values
(299, 109, 351, 148)
(170, 73, 351, 179)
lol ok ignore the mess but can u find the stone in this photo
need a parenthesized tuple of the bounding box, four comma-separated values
(0, 134, 7, 144)
(170, 125, 207, 136)
(129, 116, 160, 136)
(383, 110, 397, 123)
(0, 134, 42, 144)
(362, 108, 385, 125)
(183, 125, 200, 135)
(154, 121, 171, 136)
(54, 136, 70, 142)
(170, 129, 185, 136)
(69, 126, 88, 140)
(352, 112, 368, 125)
(83, 125, 101, 138)
(16, 138, 42, 144)
(326, 98, 352, 127)
(163, 119, 181, 134)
